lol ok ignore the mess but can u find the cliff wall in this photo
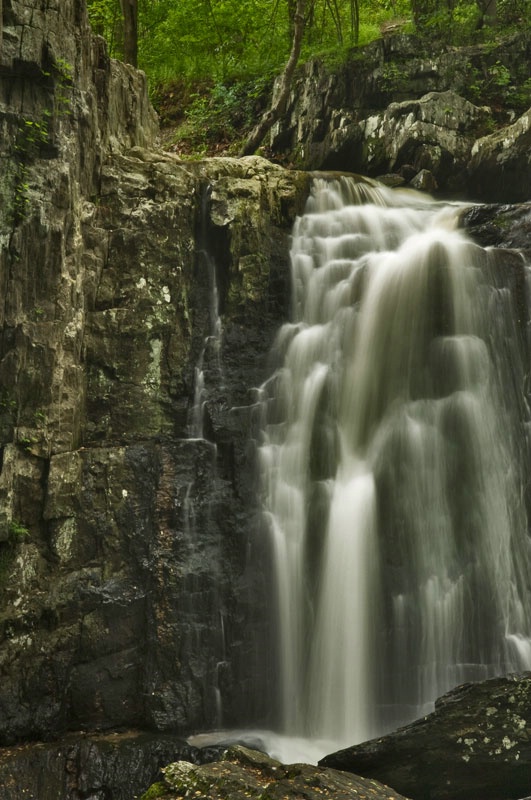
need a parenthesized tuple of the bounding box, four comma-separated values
(0, 0, 309, 765)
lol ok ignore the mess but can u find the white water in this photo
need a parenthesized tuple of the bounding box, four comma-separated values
(259, 176, 531, 760)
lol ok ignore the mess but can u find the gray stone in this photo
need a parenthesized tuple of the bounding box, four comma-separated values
(268, 31, 531, 199)
(467, 107, 531, 202)
(409, 168, 438, 192)
(320, 673, 531, 800)
(0, 0, 310, 754)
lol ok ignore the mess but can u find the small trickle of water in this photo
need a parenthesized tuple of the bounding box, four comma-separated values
(259, 176, 531, 758)
(189, 186, 224, 439)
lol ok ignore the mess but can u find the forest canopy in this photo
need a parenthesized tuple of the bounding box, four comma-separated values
(87, 0, 529, 85)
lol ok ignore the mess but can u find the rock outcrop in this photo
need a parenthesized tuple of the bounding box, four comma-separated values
(467, 107, 531, 202)
(320, 672, 531, 800)
(355, 90, 490, 192)
(0, 732, 200, 800)
(0, 0, 310, 787)
(269, 31, 531, 199)
(151, 744, 412, 800)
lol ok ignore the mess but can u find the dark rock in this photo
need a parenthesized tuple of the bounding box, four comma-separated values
(0, 0, 310, 756)
(467, 108, 531, 202)
(376, 173, 406, 187)
(0, 731, 203, 800)
(157, 744, 412, 800)
(459, 202, 531, 252)
(320, 672, 531, 800)
(409, 168, 438, 192)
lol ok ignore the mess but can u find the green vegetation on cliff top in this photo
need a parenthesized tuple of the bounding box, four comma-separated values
(87, 0, 531, 156)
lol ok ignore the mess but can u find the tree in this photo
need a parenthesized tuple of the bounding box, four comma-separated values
(120, 0, 138, 67)
(476, 0, 497, 24)
(240, 0, 307, 155)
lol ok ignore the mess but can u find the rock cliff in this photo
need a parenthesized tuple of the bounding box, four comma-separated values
(269, 31, 531, 199)
(0, 2, 310, 795)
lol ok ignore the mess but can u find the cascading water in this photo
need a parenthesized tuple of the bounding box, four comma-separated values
(259, 176, 531, 760)
(189, 185, 223, 439)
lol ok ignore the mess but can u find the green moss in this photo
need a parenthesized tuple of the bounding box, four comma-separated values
(139, 781, 169, 799)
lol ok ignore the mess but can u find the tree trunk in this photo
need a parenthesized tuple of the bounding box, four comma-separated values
(240, 0, 306, 156)
(120, 0, 138, 67)
(477, 0, 497, 24)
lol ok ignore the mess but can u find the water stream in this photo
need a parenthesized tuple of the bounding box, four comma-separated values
(257, 176, 531, 760)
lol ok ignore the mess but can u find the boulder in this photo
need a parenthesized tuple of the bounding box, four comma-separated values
(155, 744, 412, 800)
(320, 672, 531, 800)
(459, 202, 531, 252)
(467, 108, 531, 202)
(355, 91, 489, 191)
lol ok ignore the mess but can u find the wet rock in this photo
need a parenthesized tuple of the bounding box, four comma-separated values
(0, 0, 310, 754)
(157, 744, 412, 800)
(0, 731, 203, 800)
(459, 202, 531, 252)
(320, 672, 531, 800)
(376, 173, 406, 187)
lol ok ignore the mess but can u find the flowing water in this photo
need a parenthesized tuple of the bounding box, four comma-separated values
(258, 176, 531, 760)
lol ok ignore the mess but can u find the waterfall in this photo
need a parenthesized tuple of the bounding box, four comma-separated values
(259, 176, 531, 755)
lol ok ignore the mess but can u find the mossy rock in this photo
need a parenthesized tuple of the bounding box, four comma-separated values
(140, 782, 169, 799)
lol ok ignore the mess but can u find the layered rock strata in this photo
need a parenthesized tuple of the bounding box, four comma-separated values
(0, 0, 309, 766)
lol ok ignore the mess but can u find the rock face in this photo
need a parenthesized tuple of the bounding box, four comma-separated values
(355, 90, 490, 193)
(320, 673, 531, 800)
(0, 732, 202, 800)
(468, 107, 531, 201)
(270, 31, 531, 199)
(0, 0, 310, 774)
(154, 744, 412, 800)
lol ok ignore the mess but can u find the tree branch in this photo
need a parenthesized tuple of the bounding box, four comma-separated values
(240, 0, 306, 156)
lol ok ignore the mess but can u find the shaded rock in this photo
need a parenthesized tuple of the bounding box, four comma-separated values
(356, 91, 488, 191)
(0, 731, 204, 800)
(157, 744, 411, 800)
(376, 173, 406, 187)
(320, 672, 531, 800)
(459, 202, 531, 252)
(467, 107, 531, 202)
(0, 0, 310, 754)
(270, 31, 531, 182)
(409, 168, 438, 192)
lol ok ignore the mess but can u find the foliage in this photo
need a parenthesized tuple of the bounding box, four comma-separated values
(164, 77, 272, 155)
(9, 520, 30, 540)
(87, 0, 414, 86)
